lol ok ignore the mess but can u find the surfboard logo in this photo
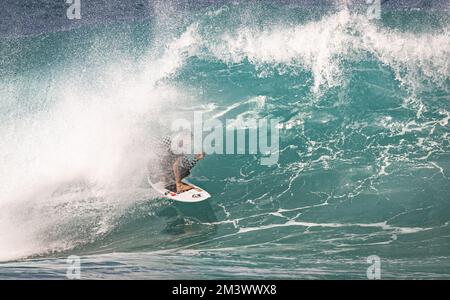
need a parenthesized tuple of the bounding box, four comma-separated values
(192, 193, 202, 199)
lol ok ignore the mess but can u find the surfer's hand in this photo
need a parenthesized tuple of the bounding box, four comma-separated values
(196, 152, 205, 160)
(176, 182, 193, 193)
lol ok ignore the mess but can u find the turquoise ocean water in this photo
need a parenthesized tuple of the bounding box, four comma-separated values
(0, 1, 449, 279)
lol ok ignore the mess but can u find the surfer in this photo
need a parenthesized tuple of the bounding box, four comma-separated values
(156, 135, 205, 193)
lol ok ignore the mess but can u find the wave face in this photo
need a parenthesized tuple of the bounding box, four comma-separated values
(0, 1, 450, 278)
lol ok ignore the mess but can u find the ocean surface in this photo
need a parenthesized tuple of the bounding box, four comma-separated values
(0, 0, 449, 279)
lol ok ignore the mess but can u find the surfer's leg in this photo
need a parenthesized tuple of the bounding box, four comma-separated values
(179, 168, 190, 181)
(161, 162, 191, 192)
(174, 161, 193, 193)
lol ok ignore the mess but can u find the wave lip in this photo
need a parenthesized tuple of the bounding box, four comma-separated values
(204, 9, 450, 93)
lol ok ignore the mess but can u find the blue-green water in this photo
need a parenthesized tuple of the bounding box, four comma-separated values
(0, 1, 449, 279)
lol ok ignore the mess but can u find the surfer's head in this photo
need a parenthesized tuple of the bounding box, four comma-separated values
(170, 130, 193, 155)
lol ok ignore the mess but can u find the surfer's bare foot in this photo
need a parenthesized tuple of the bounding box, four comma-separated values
(176, 182, 193, 193)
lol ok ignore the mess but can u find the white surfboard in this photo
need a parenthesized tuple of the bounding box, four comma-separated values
(147, 176, 211, 202)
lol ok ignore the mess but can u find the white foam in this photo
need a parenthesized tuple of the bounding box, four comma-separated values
(206, 11, 449, 94)
(0, 22, 201, 261)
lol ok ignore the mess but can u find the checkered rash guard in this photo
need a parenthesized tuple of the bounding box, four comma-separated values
(160, 135, 199, 172)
